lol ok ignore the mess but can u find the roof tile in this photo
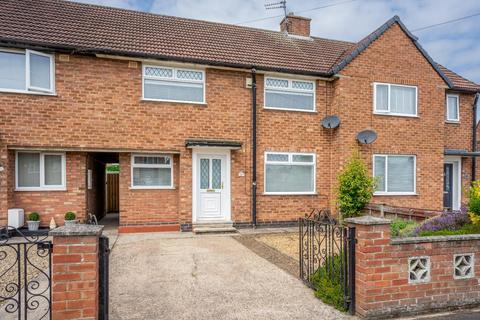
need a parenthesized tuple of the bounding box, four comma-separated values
(0, 0, 478, 92)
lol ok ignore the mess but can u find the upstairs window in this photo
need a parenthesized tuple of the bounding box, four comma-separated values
(264, 152, 316, 194)
(0, 49, 55, 94)
(264, 77, 315, 112)
(373, 155, 416, 195)
(142, 65, 205, 103)
(374, 83, 417, 116)
(16, 152, 65, 191)
(446, 94, 459, 122)
(131, 154, 173, 189)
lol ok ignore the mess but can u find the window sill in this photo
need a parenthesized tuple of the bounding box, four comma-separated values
(445, 120, 460, 124)
(374, 192, 417, 196)
(373, 112, 418, 118)
(263, 192, 318, 196)
(129, 186, 176, 190)
(15, 188, 66, 192)
(0, 89, 56, 96)
(263, 106, 317, 113)
(141, 98, 206, 106)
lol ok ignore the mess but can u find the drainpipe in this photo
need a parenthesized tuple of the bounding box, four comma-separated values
(473, 93, 480, 182)
(251, 68, 257, 227)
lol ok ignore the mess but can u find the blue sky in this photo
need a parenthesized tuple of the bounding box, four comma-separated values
(75, 0, 480, 84)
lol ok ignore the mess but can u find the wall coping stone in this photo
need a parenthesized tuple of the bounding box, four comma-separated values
(391, 233, 480, 244)
(49, 224, 104, 237)
(344, 215, 391, 225)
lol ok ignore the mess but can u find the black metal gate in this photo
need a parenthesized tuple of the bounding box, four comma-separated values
(299, 209, 356, 314)
(0, 227, 52, 320)
(98, 235, 110, 320)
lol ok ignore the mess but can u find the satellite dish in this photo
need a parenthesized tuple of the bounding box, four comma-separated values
(357, 130, 377, 144)
(321, 115, 341, 129)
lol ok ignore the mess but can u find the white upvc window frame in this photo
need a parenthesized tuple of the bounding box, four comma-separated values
(141, 64, 206, 104)
(130, 154, 174, 189)
(15, 151, 66, 191)
(0, 48, 55, 95)
(264, 76, 316, 112)
(373, 82, 418, 117)
(446, 94, 460, 122)
(264, 151, 316, 195)
(373, 154, 416, 196)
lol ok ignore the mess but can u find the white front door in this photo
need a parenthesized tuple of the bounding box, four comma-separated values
(196, 154, 229, 222)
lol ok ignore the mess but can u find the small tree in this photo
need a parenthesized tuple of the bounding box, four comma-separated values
(337, 150, 375, 218)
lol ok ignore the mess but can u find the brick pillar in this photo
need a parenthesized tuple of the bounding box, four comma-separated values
(50, 225, 104, 320)
(345, 215, 392, 318)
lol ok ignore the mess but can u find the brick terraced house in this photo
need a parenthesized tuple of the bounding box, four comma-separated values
(0, 0, 479, 232)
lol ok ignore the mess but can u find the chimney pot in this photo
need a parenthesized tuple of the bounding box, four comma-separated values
(280, 13, 311, 37)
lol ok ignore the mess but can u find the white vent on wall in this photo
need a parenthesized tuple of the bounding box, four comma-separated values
(245, 77, 252, 88)
(8, 208, 24, 228)
(454, 254, 474, 279)
(408, 256, 430, 284)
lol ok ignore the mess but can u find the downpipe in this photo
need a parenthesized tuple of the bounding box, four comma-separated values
(473, 93, 479, 182)
(251, 68, 257, 227)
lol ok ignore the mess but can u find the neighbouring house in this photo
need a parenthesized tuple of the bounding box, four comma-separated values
(0, 0, 479, 232)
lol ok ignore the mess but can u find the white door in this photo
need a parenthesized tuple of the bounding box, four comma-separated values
(197, 154, 228, 222)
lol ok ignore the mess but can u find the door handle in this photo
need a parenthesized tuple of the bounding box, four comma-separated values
(207, 189, 215, 192)
(221, 182, 224, 189)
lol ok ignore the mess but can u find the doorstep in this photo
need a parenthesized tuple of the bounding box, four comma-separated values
(193, 221, 237, 234)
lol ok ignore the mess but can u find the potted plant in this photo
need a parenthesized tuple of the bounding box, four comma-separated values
(27, 212, 40, 231)
(64, 211, 78, 226)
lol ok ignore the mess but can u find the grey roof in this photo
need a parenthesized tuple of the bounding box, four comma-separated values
(0, 1, 478, 92)
(444, 149, 480, 157)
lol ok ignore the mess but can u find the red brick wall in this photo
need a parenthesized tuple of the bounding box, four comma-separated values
(119, 153, 179, 227)
(52, 235, 99, 320)
(9, 152, 86, 227)
(351, 219, 480, 318)
(0, 22, 477, 227)
(335, 24, 456, 212)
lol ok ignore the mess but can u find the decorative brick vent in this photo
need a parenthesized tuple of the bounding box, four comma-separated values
(454, 253, 475, 279)
(408, 256, 430, 283)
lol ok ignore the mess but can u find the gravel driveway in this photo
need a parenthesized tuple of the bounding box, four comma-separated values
(109, 233, 350, 320)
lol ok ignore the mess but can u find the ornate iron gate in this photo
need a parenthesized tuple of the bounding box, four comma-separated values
(299, 209, 356, 314)
(0, 228, 52, 320)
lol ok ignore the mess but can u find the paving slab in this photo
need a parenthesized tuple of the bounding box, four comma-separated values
(109, 233, 350, 320)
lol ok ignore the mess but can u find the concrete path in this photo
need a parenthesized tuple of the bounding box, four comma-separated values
(109, 232, 349, 320)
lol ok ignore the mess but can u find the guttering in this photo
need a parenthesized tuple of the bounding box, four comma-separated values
(0, 38, 334, 79)
(251, 68, 257, 227)
(8, 145, 181, 154)
(473, 93, 480, 181)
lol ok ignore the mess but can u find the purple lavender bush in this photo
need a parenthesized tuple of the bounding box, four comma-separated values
(412, 206, 470, 236)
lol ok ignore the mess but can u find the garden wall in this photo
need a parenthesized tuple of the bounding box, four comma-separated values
(346, 216, 480, 319)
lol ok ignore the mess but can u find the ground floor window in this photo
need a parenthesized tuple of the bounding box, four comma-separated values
(15, 151, 66, 191)
(264, 152, 316, 194)
(131, 154, 173, 189)
(373, 155, 416, 195)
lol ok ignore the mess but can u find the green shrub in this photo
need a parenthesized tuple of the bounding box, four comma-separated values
(398, 222, 418, 237)
(419, 223, 480, 237)
(469, 197, 480, 215)
(28, 212, 40, 221)
(337, 150, 375, 218)
(391, 219, 418, 237)
(311, 254, 346, 312)
(64, 211, 76, 220)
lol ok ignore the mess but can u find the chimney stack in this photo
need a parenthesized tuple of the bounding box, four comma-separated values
(280, 13, 311, 37)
